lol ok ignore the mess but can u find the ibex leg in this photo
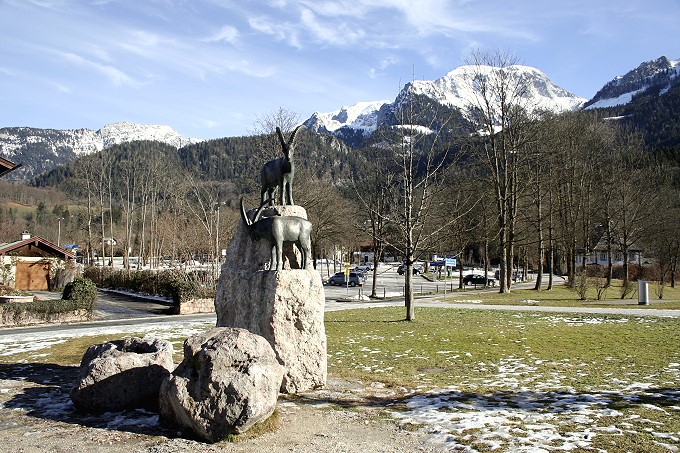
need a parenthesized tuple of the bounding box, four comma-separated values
(284, 181, 293, 206)
(270, 246, 277, 271)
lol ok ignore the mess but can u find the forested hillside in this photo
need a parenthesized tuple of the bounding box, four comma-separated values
(589, 80, 680, 149)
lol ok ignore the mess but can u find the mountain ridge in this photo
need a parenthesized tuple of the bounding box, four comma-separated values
(0, 122, 203, 180)
(3, 56, 679, 180)
(303, 64, 586, 146)
(585, 56, 680, 109)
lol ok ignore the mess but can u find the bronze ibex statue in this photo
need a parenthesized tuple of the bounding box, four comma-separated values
(240, 198, 312, 271)
(260, 125, 304, 207)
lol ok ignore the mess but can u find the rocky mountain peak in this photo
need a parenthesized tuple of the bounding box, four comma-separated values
(585, 56, 680, 109)
(304, 64, 585, 147)
(0, 123, 203, 180)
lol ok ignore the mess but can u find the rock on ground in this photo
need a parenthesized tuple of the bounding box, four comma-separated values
(159, 327, 284, 443)
(70, 336, 174, 412)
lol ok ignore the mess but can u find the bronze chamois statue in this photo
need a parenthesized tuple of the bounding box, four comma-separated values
(240, 198, 312, 271)
(260, 125, 304, 207)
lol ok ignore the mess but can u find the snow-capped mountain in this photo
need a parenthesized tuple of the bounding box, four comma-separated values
(0, 122, 202, 180)
(0, 122, 202, 158)
(585, 56, 680, 109)
(403, 64, 585, 113)
(304, 64, 586, 146)
(304, 100, 390, 135)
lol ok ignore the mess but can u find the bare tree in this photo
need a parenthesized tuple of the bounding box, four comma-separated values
(296, 180, 358, 274)
(379, 86, 471, 320)
(463, 49, 539, 292)
(606, 133, 666, 295)
(353, 145, 399, 296)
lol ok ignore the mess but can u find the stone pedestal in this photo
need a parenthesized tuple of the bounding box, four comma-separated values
(215, 205, 326, 393)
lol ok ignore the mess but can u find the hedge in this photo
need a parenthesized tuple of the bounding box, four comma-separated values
(0, 277, 97, 324)
(82, 267, 214, 305)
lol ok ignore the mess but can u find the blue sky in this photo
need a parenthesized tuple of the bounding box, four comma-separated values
(2, 0, 679, 139)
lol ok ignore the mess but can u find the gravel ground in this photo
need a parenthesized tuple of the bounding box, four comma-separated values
(0, 363, 440, 453)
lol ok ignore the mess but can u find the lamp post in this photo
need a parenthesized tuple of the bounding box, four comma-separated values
(214, 201, 226, 281)
(57, 217, 63, 247)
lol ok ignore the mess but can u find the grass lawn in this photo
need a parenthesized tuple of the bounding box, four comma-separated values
(326, 306, 680, 451)
(1, 300, 678, 451)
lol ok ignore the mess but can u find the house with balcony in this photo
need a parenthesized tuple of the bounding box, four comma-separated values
(0, 156, 21, 178)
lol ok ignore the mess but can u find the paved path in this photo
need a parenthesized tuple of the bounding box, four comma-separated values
(10, 282, 676, 338)
(325, 295, 680, 317)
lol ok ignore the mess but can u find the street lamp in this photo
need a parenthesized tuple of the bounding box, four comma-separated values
(57, 217, 63, 247)
(214, 201, 226, 280)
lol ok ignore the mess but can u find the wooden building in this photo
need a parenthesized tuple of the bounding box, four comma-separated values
(0, 231, 75, 290)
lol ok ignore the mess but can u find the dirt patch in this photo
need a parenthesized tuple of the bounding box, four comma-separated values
(0, 364, 440, 452)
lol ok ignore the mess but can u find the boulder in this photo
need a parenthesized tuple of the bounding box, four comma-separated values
(159, 327, 283, 443)
(70, 337, 174, 412)
(216, 269, 326, 393)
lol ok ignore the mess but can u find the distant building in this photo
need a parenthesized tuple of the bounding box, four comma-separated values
(575, 235, 646, 267)
(0, 231, 75, 290)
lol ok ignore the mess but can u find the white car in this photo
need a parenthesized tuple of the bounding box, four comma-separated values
(355, 263, 374, 272)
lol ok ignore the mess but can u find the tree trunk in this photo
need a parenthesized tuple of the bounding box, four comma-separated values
(534, 186, 544, 290)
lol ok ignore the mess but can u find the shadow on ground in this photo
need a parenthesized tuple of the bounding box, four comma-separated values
(0, 362, 176, 436)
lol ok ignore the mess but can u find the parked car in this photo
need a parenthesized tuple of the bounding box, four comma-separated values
(397, 264, 423, 275)
(355, 263, 374, 272)
(327, 272, 364, 287)
(351, 267, 366, 278)
(463, 274, 496, 286)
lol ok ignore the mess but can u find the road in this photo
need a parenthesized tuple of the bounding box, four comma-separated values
(3, 272, 675, 339)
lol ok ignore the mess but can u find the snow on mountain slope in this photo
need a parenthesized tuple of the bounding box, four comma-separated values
(304, 100, 390, 135)
(304, 64, 585, 144)
(0, 122, 202, 158)
(408, 64, 586, 113)
(585, 56, 680, 109)
(98, 122, 203, 149)
(0, 122, 204, 180)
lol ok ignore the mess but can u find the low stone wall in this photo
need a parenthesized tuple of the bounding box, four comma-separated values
(173, 298, 215, 315)
(0, 308, 90, 327)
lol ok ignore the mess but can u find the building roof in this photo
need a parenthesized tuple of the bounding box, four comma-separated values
(0, 156, 21, 178)
(0, 235, 75, 260)
(592, 235, 643, 252)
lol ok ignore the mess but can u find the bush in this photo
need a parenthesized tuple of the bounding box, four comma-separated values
(62, 277, 98, 310)
(0, 284, 31, 297)
(168, 278, 198, 305)
(81, 266, 215, 307)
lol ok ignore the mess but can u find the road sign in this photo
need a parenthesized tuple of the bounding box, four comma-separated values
(344, 262, 350, 276)
(445, 258, 456, 267)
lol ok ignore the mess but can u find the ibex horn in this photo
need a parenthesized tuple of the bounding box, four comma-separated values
(288, 125, 304, 146)
(253, 197, 272, 223)
(276, 127, 286, 149)
(239, 198, 252, 227)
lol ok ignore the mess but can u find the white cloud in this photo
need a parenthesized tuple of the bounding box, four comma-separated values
(249, 16, 285, 40)
(248, 16, 302, 49)
(203, 25, 240, 44)
(298, 7, 365, 46)
(370, 56, 399, 79)
(56, 51, 139, 87)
